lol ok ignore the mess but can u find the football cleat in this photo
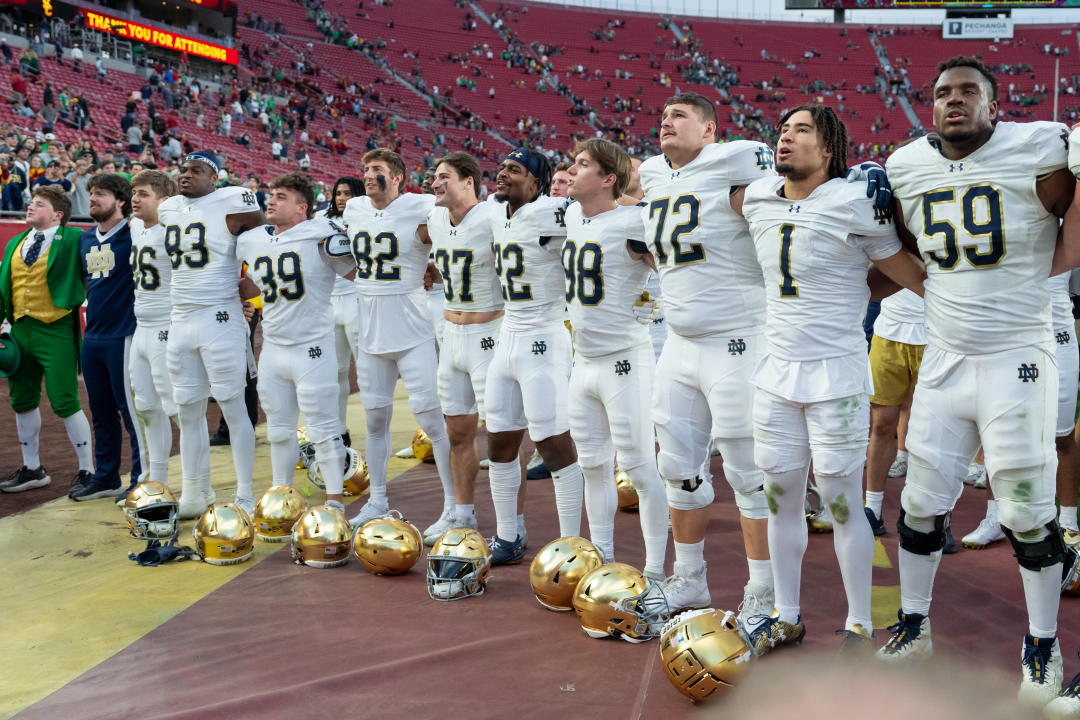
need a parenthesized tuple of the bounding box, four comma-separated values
(1018, 635, 1063, 709)
(736, 581, 774, 635)
(646, 561, 711, 614)
(1045, 654, 1080, 720)
(836, 624, 874, 656)
(887, 455, 908, 478)
(864, 506, 886, 536)
(748, 611, 805, 657)
(348, 499, 390, 529)
(178, 485, 216, 520)
(427, 527, 491, 600)
(962, 517, 1005, 550)
(489, 534, 527, 566)
(529, 536, 605, 611)
(123, 481, 179, 540)
(192, 503, 255, 566)
(411, 428, 435, 463)
(615, 468, 638, 511)
(353, 510, 423, 575)
(291, 504, 352, 568)
(422, 508, 459, 547)
(659, 609, 754, 702)
(233, 493, 256, 518)
(573, 562, 664, 643)
(252, 485, 308, 542)
(964, 462, 987, 488)
(877, 610, 932, 661)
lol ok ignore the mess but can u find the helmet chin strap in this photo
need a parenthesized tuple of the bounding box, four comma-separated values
(129, 531, 196, 566)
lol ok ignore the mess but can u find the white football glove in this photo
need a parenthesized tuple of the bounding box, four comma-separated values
(632, 292, 659, 325)
(1069, 125, 1080, 180)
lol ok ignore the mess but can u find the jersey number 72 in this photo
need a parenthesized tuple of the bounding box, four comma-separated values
(648, 195, 705, 266)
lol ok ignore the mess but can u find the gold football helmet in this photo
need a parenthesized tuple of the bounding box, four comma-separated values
(615, 469, 638, 511)
(572, 562, 665, 643)
(411, 428, 435, 463)
(353, 510, 423, 575)
(253, 485, 308, 542)
(529, 536, 604, 611)
(192, 503, 255, 566)
(343, 448, 369, 496)
(1063, 532, 1080, 595)
(296, 426, 316, 471)
(124, 481, 179, 540)
(427, 527, 491, 600)
(290, 504, 352, 568)
(659, 609, 755, 702)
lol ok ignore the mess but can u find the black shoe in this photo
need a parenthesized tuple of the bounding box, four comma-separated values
(942, 526, 958, 554)
(836, 625, 874, 656)
(526, 461, 550, 480)
(68, 469, 93, 496)
(0, 465, 51, 493)
(69, 477, 122, 501)
(114, 480, 139, 505)
(342, 431, 351, 448)
(864, 506, 886, 536)
(209, 429, 230, 446)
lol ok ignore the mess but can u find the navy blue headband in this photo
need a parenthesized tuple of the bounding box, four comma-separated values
(504, 149, 546, 181)
(183, 151, 220, 174)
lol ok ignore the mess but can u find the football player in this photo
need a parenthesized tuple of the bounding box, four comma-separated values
(128, 170, 179, 487)
(636, 92, 776, 621)
(237, 174, 347, 512)
(318, 176, 365, 449)
(425, 152, 505, 544)
(879, 57, 1080, 708)
(563, 138, 668, 576)
(618, 156, 666, 361)
(735, 105, 925, 655)
(484, 148, 583, 565)
(158, 151, 264, 519)
(341, 148, 454, 529)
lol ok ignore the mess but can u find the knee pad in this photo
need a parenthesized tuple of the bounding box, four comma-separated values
(811, 449, 866, 480)
(664, 475, 715, 511)
(364, 405, 393, 434)
(656, 448, 702, 486)
(1003, 520, 1069, 572)
(266, 422, 295, 445)
(897, 509, 950, 556)
(415, 409, 448, 444)
(733, 487, 768, 520)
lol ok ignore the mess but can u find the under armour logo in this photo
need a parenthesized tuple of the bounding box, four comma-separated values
(531, 340, 547, 355)
(505, 221, 513, 229)
(308, 345, 322, 359)
(949, 162, 964, 173)
(1057, 331, 1071, 345)
(614, 359, 631, 376)
(788, 205, 800, 214)
(157, 330, 169, 342)
(480, 336, 495, 351)
(448, 229, 458, 236)
(373, 211, 385, 218)
(670, 171, 680, 180)
(85, 243, 116, 278)
(755, 147, 774, 170)
(728, 338, 746, 355)
(1018, 363, 1039, 382)
(215, 311, 229, 323)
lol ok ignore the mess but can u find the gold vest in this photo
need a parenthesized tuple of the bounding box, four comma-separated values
(10, 240, 71, 324)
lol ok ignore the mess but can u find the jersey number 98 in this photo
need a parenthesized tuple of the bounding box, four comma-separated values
(562, 240, 603, 305)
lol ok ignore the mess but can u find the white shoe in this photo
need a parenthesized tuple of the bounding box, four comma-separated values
(656, 561, 710, 613)
(395, 446, 415, 459)
(1045, 667, 1080, 720)
(178, 486, 215, 520)
(423, 508, 458, 546)
(479, 458, 490, 469)
(348, 500, 390, 528)
(888, 455, 908, 478)
(594, 543, 614, 564)
(878, 610, 932, 662)
(526, 449, 543, 470)
(964, 462, 987, 489)
(1018, 636, 1063, 709)
(962, 516, 1005, 549)
(325, 499, 345, 515)
(233, 493, 255, 518)
(737, 581, 774, 634)
(517, 520, 528, 550)
(643, 569, 665, 584)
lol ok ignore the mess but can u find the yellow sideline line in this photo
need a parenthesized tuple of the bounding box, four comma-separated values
(0, 386, 421, 719)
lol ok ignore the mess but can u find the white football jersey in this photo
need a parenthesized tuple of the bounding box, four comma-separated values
(488, 195, 569, 331)
(875, 289, 926, 346)
(236, 218, 344, 346)
(158, 186, 260, 316)
(314, 208, 358, 298)
(129, 217, 172, 326)
(562, 202, 651, 357)
(743, 176, 901, 361)
(428, 201, 504, 314)
(886, 121, 1068, 355)
(342, 192, 435, 354)
(1051, 271, 1072, 332)
(639, 140, 775, 338)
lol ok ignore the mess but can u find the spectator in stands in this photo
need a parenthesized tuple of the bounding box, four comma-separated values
(126, 122, 143, 155)
(32, 161, 71, 193)
(37, 102, 57, 135)
(18, 47, 39, 77)
(70, 45, 83, 73)
(550, 161, 572, 198)
(0, 186, 95, 493)
(8, 70, 26, 106)
(66, 154, 92, 220)
(95, 56, 106, 84)
(26, 155, 43, 187)
(0, 40, 11, 65)
(9, 146, 29, 211)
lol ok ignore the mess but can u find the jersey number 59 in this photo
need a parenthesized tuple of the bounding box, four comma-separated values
(922, 185, 1005, 270)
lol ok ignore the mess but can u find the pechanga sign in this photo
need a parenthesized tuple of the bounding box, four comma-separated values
(942, 17, 1015, 40)
(83, 9, 238, 64)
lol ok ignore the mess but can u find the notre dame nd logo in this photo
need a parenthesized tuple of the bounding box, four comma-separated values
(85, 243, 115, 279)
(728, 338, 746, 356)
(1057, 331, 1071, 345)
(215, 311, 229, 323)
(308, 345, 322, 359)
(480, 336, 495, 351)
(1018, 363, 1039, 382)
(531, 340, 547, 355)
(614, 360, 631, 376)
(157, 330, 169, 342)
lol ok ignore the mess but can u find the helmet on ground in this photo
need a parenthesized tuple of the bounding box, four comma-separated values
(529, 536, 604, 611)
(615, 469, 638, 511)
(192, 502, 255, 566)
(253, 485, 308, 542)
(659, 609, 755, 702)
(342, 448, 369, 496)
(411, 428, 434, 463)
(427, 527, 491, 600)
(353, 510, 423, 575)
(290, 504, 352, 568)
(572, 562, 664, 642)
(124, 481, 178, 539)
(297, 426, 316, 471)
